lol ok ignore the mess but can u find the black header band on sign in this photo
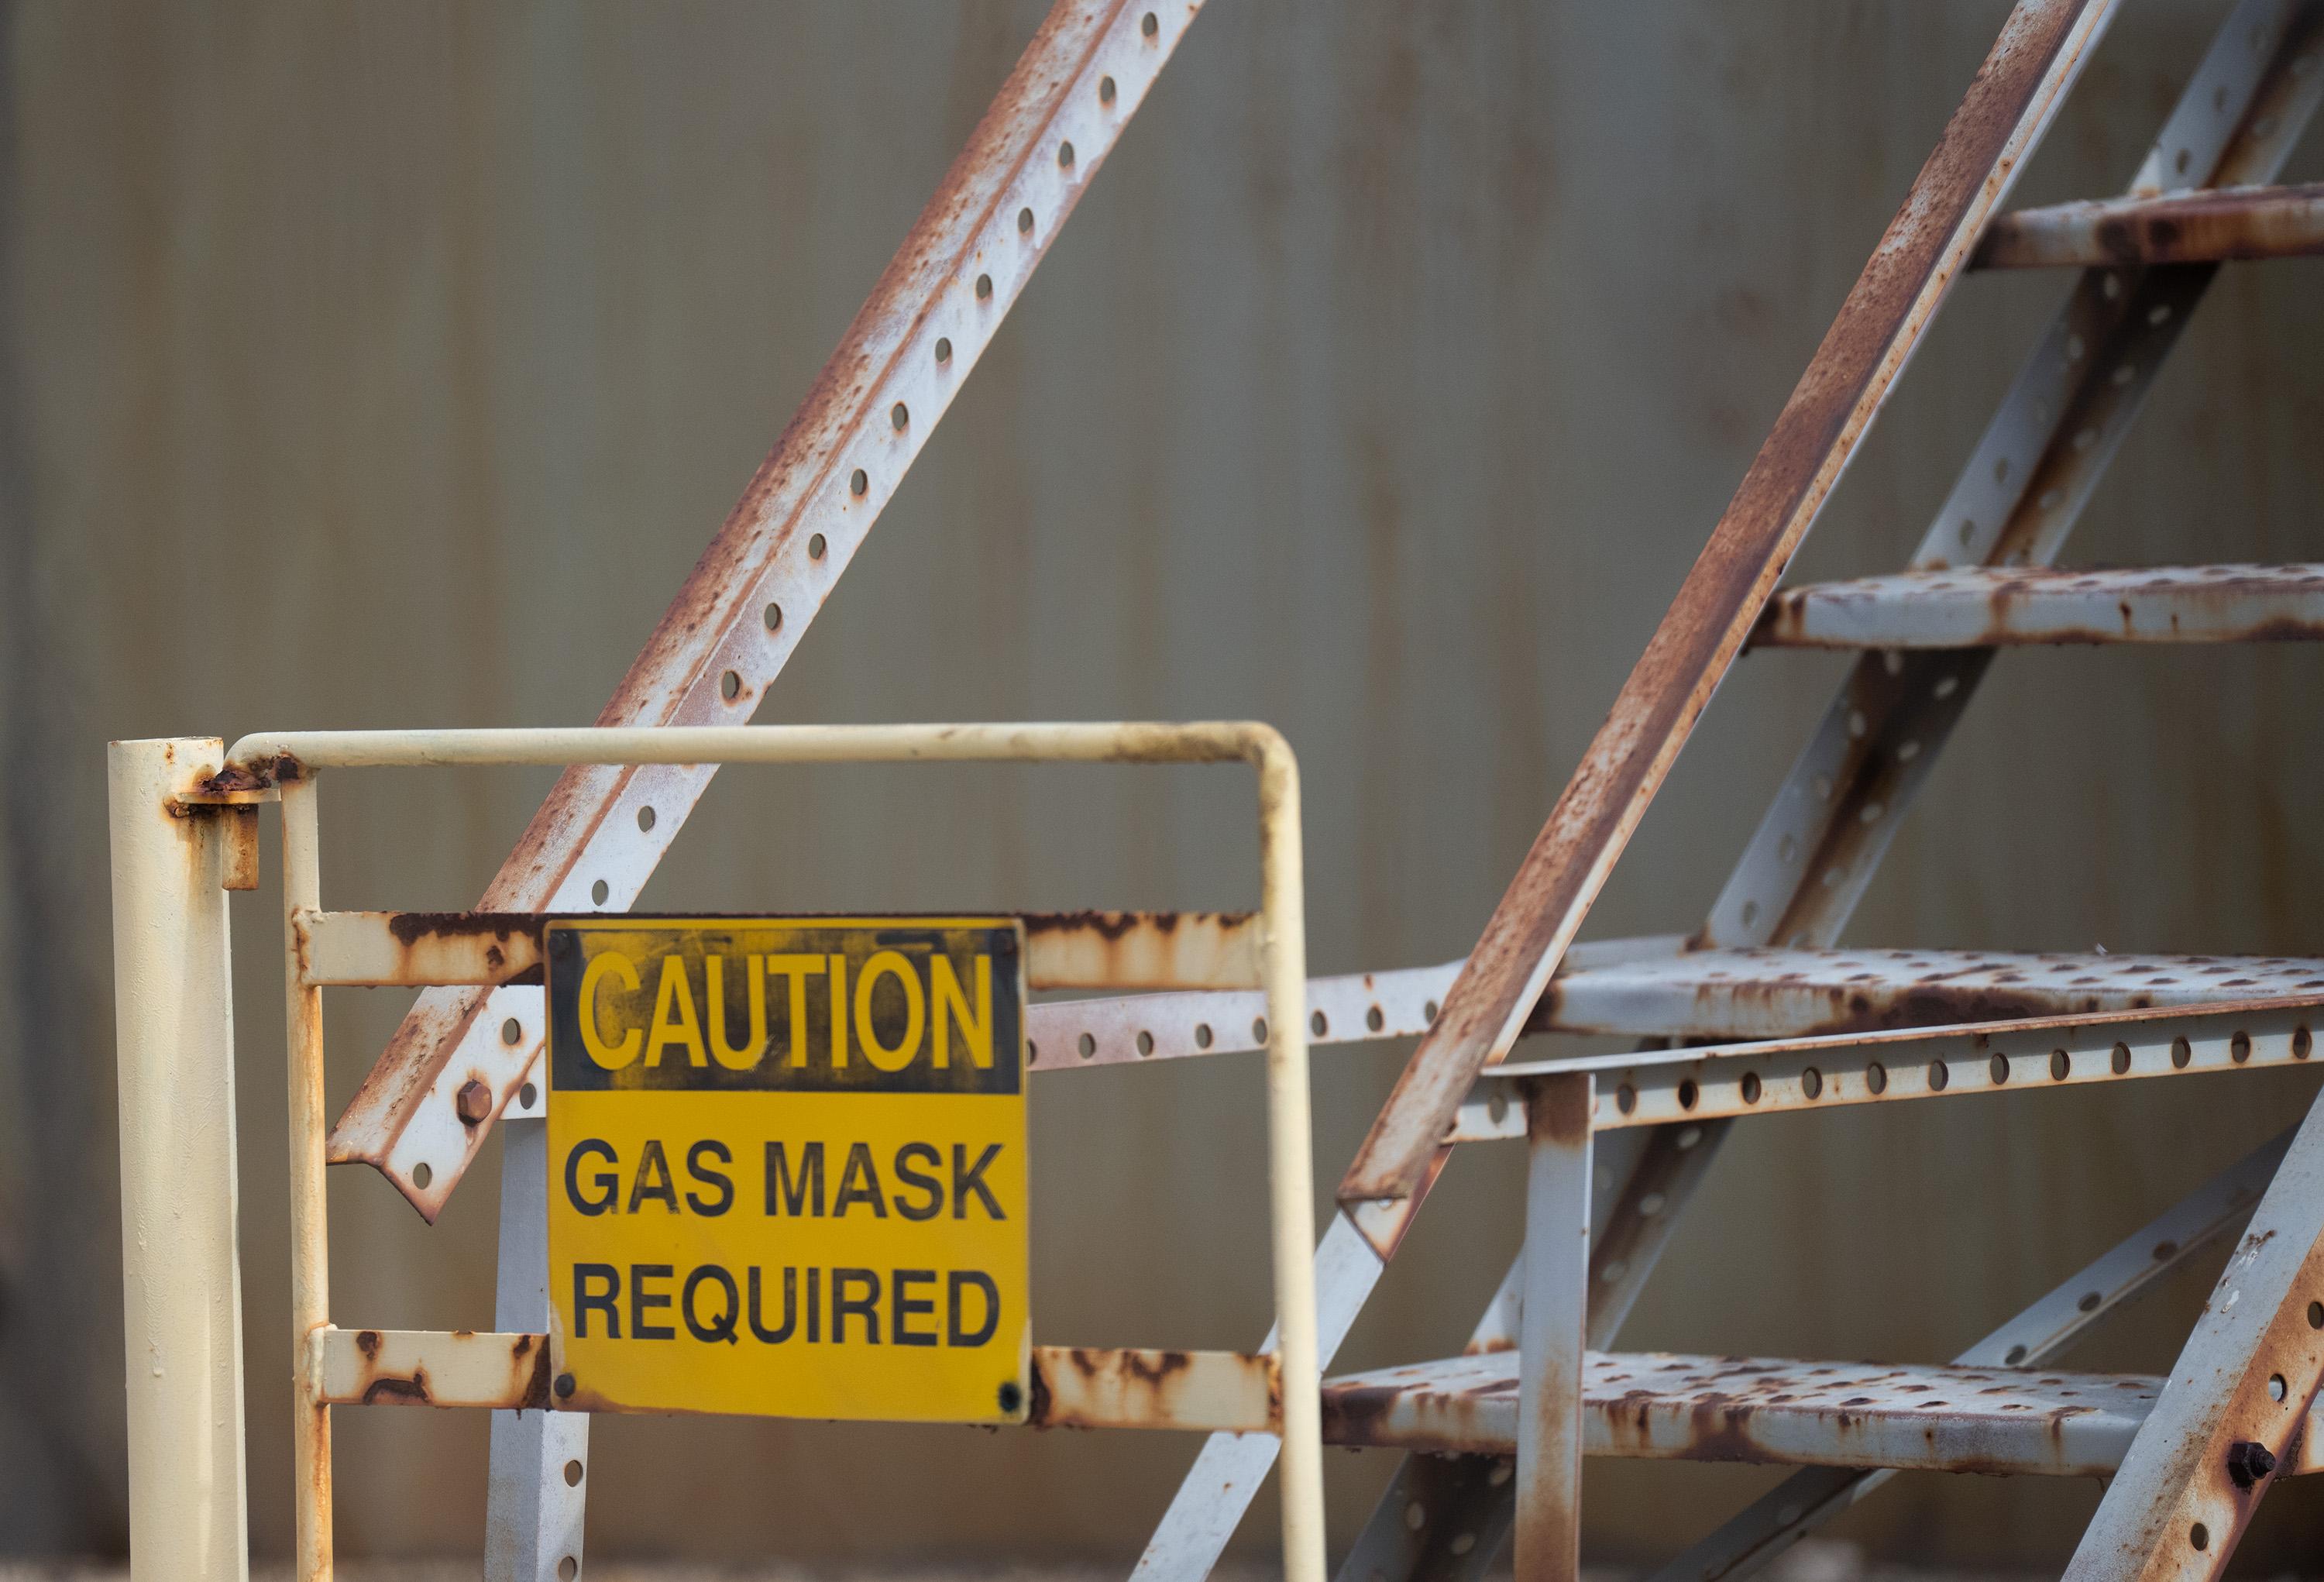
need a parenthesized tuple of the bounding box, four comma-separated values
(546, 919, 1024, 1097)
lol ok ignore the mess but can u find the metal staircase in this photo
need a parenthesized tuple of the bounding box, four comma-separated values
(279, 2, 2324, 1578)
(1136, 2, 2324, 1579)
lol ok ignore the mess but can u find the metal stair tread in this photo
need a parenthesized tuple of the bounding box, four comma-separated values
(1750, 564, 2324, 648)
(1535, 947, 2324, 1040)
(1320, 1350, 2320, 1477)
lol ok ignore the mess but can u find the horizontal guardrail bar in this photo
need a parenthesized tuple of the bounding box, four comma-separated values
(311, 1326, 1277, 1432)
(1450, 995, 2324, 1140)
(310, 1326, 552, 1411)
(294, 909, 1262, 992)
(1030, 1346, 1281, 1433)
(293, 912, 542, 989)
(218, 723, 1287, 780)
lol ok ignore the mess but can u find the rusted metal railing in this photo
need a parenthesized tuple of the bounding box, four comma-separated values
(113, 722, 1325, 1582)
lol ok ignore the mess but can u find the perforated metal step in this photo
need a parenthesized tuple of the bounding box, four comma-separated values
(1319, 1351, 2324, 1477)
(1750, 565, 2324, 649)
(1535, 947, 2324, 1040)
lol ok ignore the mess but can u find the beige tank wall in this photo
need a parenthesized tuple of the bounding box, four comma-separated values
(3, 0, 2322, 1568)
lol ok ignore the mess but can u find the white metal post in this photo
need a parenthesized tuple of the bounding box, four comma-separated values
(280, 776, 332, 1581)
(1254, 739, 1325, 1582)
(486, 1106, 590, 1581)
(1515, 1075, 1592, 1582)
(107, 737, 250, 1582)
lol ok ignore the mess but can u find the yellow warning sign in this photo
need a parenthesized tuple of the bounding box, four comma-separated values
(544, 917, 1030, 1423)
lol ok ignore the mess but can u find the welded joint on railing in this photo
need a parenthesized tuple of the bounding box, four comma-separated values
(166, 775, 274, 892)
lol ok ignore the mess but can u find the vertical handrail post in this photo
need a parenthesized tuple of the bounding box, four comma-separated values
(280, 776, 332, 1582)
(1515, 1075, 1593, 1582)
(106, 737, 249, 1582)
(485, 1105, 590, 1581)
(1253, 733, 1323, 1582)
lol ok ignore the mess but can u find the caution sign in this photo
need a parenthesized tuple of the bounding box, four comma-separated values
(544, 917, 1030, 1423)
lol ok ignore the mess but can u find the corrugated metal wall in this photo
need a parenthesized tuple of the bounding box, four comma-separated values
(3, 0, 2322, 1567)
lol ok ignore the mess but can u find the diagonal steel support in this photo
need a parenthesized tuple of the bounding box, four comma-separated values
(1338, 0, 2119, 1221)
(328, 0, 1210, 1220)
(2064, 1099, 2324, 1579)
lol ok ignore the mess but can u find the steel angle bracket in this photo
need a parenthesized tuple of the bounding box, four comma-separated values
(1336, 0, 2119, 1226)
(328, 0, 1210, 1220)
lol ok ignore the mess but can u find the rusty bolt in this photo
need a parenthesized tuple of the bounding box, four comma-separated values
(2225, 1440, 2276, 1491)
(455, 1080, 494, 1126)
(555, 1373, 576, 1400)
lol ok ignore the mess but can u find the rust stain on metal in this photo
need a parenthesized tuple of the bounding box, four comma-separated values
(1021, 909, 1260, 988)
(188, 754, 303, 799)
(383, 910, 538, 951)
(1030, 1346, 1189, 1427)
(359, 1368, 433, 1407)
(326, 1329, 553, 1412)
(1028, 1346, 1279, 1432)
(1320, 1373, 1498, 1458)
(1028, 909, 1201, 941)
(1338, 0, 2106, 1219)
